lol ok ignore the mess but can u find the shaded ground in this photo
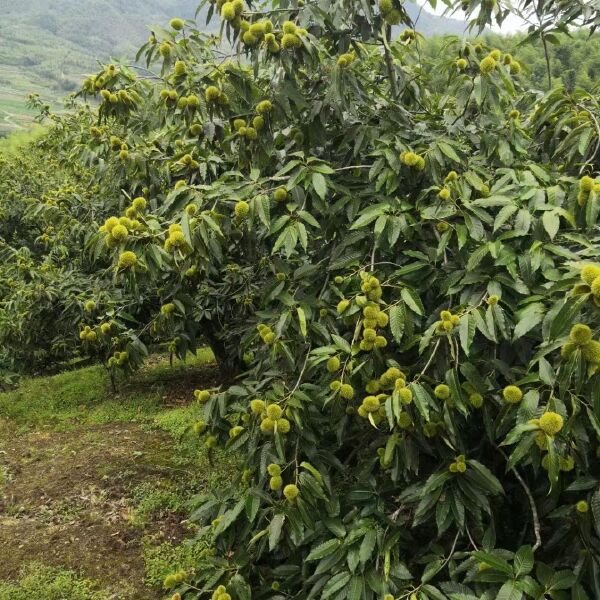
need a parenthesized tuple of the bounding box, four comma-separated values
(0, 351, 229, 599)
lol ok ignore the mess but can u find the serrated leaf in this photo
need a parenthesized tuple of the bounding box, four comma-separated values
(592, 490, 600, 538)
(473, 551, 513, 575)
(410, 383, 435, 420)
(459, 313, 476, 356)
(306, 538, 341, 561)
(312, 172, 327, 200)
(347, 575, 364, 600)
(269, 513, 285, 551)
(494, 204, 519, 231)
(322, 572, 351, 599)
(514, 545, 534, 577)
(401, 287, 424, 315)
(359, 530, 376, 564)
(389, 304, 405, 343)
(297, 306, 307, 337)
(496, 580, 523, 600)
(542, 210, 560, 240)
(213, 496, 246, 536)
(513, 303, 544, 341)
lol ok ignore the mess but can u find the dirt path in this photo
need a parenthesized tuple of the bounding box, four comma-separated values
(0, 421, 191, 599)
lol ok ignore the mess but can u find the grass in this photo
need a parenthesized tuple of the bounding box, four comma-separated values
(0, 125, 45, 154)
(130, 482, 188, 526)
(0, 563, 109, 600)
(143, 537, 212, 588)
(0, 347, 216, 431)
(0, 347, 237, 599)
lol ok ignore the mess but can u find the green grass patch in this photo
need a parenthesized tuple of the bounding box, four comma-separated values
(0, 349, 217, 432)
(0, 348, 235, 596)
(0, 125, 45, 155)
(143, 537, 212, 589)
(0, 563, 109, 600)
(130, 481, 189, 526)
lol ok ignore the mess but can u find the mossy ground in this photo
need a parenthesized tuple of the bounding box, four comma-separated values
(0, 349, 235, 599)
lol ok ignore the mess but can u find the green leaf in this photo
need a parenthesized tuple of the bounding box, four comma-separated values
(347, 575, 365, 600)
(410, 383, 435, 421)
(359, 530, 376, 565)
(547, 437, 560, 490)
(389, 304, 405, 343)
(572, 583, 590, 600)
(228, 574, 251, 600)
(306, 538, 341, 561)
(421, 559, 444, 583)
(591, 489, 600, 539)
(548, 571, 576, 590)
(494, 204, 519, 231)
(401, 288, 424, 315)
(312, 172, 327, 200)
(542, 210, 560, 240)
(332, 334, 352, 354)
(473, 551, 513, 575)
(298, 210, 320, 228)
(496, 580, 523, 600)
(437, 140, 461, 162)
(269, 513, 285, 551)
(467, 460, 504, 495)
(350, 204, 388, 230)
(213, 496, 246, 536)
(466, 244, 490, 270)
(538, 357, 555, 386)
(297, 306, 307, 337)
(322, 571, 351, 599)
(513, 545, 534, 577)
(513, 303, 544, 341)
(459, 313, 476, 356)
(256, 194, 270, 228)
(549, 295, 588, 340)
(506, 433, 536, 470)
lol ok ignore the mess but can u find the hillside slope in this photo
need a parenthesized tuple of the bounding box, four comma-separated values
(0, 0, 466, 134)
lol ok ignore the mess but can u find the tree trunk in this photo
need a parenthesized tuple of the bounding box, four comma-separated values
(202, 319, 242, 382)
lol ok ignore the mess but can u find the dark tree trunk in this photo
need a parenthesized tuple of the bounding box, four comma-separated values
(202, 319, 243, 382)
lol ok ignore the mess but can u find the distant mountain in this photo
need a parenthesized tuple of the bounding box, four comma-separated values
(405, 2, 469, 36)
(0, 0, 206, 133)
(0, 0, 467, 134)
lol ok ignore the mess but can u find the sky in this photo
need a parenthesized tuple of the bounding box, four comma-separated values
(420, 1, 529, 33)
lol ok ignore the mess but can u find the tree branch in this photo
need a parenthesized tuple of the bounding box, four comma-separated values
(496, 445, 542, 551)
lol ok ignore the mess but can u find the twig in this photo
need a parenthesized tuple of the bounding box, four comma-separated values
(382, 24, 399, 99)
(534, 0, 552, 90)
(451, 78, 475, 126)
(399, 531, 460, 600)
(496, 445, 542, 551)
(416, 339, 441, 381)
(335, 165, 372, 172)
(466, 525, 479, 550)
(284, 344, 312, 401)
(575, 101, 600, 172)
(440, 531, 461, 571)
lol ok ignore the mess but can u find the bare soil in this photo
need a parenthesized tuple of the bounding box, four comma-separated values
(0, 421, 190, 599)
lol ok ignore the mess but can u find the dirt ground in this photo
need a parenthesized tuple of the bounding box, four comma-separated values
(0, 421, 191, 599)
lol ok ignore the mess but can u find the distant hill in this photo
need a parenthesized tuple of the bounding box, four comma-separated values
(0, 0, 467, 135)
(404, 2, 469, 36)
(0, 1, 205, 133)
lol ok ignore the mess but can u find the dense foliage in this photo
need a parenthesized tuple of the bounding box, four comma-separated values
(0, 128, 124, 376)
(424, 31, 600, 92)
(3, 0, 600, 598)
